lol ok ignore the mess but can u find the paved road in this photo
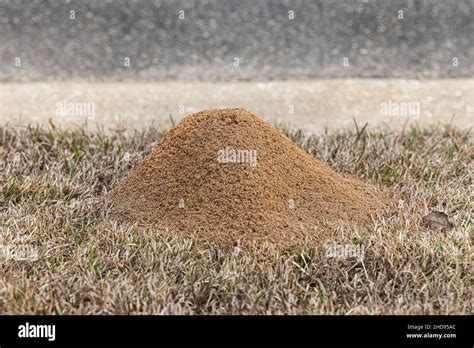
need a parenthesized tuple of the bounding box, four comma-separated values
(2, 79, 473, 132)
(1, 0, 473, 81)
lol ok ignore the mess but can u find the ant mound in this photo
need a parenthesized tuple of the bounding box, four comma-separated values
(108, 108, 386, 248)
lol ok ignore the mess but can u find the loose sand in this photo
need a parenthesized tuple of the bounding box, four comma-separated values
(108, 108, 387, 247)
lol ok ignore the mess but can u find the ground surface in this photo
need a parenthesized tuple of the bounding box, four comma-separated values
(2, 0, 473, 81)
(2, 79, 473, 133)
(0, 122, 471, 314)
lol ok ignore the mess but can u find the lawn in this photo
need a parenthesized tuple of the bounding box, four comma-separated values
(0, 121, 471, 314)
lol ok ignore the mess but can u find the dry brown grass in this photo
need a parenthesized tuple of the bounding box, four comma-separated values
(0, 121, 472, 314)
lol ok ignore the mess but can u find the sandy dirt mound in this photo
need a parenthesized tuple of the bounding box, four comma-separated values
(108, 108, 386, 247)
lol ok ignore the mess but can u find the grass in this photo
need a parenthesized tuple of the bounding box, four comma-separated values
(0, 122, 472, 314)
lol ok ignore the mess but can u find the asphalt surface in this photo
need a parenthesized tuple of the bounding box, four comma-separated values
(1, 0, 473, 81)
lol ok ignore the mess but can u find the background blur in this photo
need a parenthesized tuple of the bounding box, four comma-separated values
(1, 0, 473, 131)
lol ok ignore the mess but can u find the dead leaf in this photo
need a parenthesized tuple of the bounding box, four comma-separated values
(422, 211, 454, 230)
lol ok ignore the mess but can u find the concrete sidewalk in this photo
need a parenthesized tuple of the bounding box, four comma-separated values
(1, 79, 473, 133)
(2, 0, 473, 81)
